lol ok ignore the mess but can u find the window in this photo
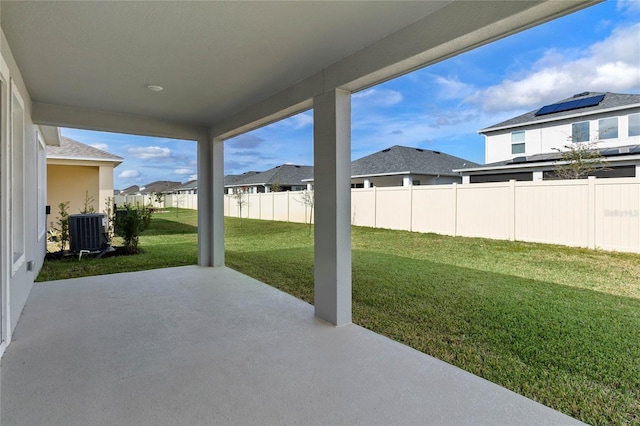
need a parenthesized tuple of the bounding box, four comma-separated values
(572, 121, 590, 142)
(511, 131, 525, 154)
(598, 117, 618, 139)
(629, 113, 640, 137)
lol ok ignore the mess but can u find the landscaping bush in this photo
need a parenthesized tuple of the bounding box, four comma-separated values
(114, 203, 153, 253)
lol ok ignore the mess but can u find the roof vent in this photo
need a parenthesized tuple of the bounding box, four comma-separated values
(382, 148, 390, 152)
(275, 165, 280, 168)
(512, 156, 527, 163)
(295, 165, 300, 168)
(433, 151, 441, 155)
(415, 148, 424, 152)
(573, 92, 590, 98)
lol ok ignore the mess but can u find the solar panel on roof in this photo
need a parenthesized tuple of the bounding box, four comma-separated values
(534, 94, 605, 116)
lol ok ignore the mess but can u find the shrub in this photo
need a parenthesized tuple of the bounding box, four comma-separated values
(114, 203, 153, 253)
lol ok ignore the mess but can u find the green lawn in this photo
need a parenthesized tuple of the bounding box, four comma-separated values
(38, 211, 640, 425)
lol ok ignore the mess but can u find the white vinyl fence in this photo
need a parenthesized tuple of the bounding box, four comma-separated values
(115, 177, 640, 253)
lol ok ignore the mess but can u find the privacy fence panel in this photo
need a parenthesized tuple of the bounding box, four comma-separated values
(219, 177, 640, 253)
(515, 180, 590, 247)
(594, 178, 640, 252)
(456, 182, 512, 240)
(375, 187, 411, 231)
(411, 185, 456, 235)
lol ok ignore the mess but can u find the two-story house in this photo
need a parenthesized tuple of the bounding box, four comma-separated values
(458, 92, 640, 183)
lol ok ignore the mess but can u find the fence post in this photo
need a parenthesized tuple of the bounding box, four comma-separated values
(509, 180, 516, 241)
(588, 176, 596, 249)
(452, 183, 458, 237)
(374, 186, 378, 228)
(409, 185, 413, 232)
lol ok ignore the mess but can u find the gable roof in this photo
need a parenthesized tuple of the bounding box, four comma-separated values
(224, 171, 261, 186)
(139, 181, 182, 194)
(228, 164, 313, 187)
(119, 185, 140, 196)
(351, 145, 478, 178)
(46, 136, 123, 164)
(481, 92, 640, 133)
(175, 180, 198, 191)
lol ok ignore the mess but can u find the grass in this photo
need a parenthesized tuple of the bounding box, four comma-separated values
(38, 212, 640, 424)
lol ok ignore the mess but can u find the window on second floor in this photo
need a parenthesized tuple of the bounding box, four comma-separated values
(598, 117, 618, 140)
(572, 121, 590, 142)
(629, 113, 640, 137)
(511, 130, 525, 154)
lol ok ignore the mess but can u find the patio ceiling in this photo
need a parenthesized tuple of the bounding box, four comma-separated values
(1, 1, 597, 140)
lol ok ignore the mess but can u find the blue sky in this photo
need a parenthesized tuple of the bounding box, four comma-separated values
(62, 1, 640, 190)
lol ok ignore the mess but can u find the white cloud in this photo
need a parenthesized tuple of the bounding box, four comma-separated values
(434, 75, 475, 100)
(353, 88, 403, 107)
(91, 143, 109, 152)
(618, 0, 640, 14)
(128, 146, 171, 159)
(118, 170, 140, 178)
(288, 112, 313, 129)
(174, 168, 194, 175)
(188, 174, 197, 181)
(465, 24, 640, 113)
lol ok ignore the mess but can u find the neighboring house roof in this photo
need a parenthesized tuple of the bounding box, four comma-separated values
(175, 180, 198, 191)
(481, 92, 640, 133)
(119, 185, 140, 196)
(351, 145, 479, 178)
(456, 144, 640, 173)
(228, 165, 313, 187)
(224, 171, 261, 186)
(138, 181, 182, 194)
(46, 136, 124, 165)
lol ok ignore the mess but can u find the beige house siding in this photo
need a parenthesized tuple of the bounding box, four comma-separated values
(47, 162, 113, 216)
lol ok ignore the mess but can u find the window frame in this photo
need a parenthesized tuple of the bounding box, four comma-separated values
(598, 117, 618, 140)
(629, 113, 640, 137)
(511, 130, 525, 154)
(571, 121, 590, 143)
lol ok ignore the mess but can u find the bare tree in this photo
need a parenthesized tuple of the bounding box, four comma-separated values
(297, 189, 314, 236)
(552, 140, 609, 180)
(233, 186, 249, 225)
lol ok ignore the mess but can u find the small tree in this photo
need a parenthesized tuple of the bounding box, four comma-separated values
(114, 203, 153, 253)
(271, 181, 282, 192)
(233, 187, 249, 225)
(297, 189, 314, 236)
(80, 190, 96, 213)
(56, 201, 70, 251)
(104, 196, 115, 241)
(552, 140, 609, 180)
(153, 192, 165, 207)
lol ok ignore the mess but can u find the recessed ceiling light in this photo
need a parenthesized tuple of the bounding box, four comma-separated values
(146, 84, 163, 92)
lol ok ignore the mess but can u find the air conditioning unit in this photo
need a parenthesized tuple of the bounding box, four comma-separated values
(69, 213, 110, 253)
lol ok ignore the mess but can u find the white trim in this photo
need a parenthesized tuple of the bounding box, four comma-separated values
(47, 155, 123, 164)
(37, 132, 47, 240)
(10, 79, 25, 277)
(0, 53, 9, 348)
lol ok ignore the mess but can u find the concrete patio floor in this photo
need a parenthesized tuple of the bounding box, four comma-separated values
(2, 266, 582, 425)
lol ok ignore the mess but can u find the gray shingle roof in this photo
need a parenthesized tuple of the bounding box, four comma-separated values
(119, 185, 140, 196)
(351, 145, 478, 177)
(224, 171, 261, 186)
(139, 180, 182, 194)
(481, 92, 640, 132)
(46, 136, 123, 163)
(175, 180, 198, 191)
(229, 164, 313, 187)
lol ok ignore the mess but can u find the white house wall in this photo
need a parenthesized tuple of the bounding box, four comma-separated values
(485, 106, 640, 164)
(1, 25, 47, 349)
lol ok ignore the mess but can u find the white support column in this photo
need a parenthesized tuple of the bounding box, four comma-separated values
(197, 134, 225, 267)
(403, 175, 413, 186)
(533, 171, 543, 181)
(462, 175, 470, 184)
(364, 178, 371, 188)
(313, 89, 351, 326)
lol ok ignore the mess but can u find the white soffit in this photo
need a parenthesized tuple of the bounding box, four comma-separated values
(1, 1, 599, 139)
